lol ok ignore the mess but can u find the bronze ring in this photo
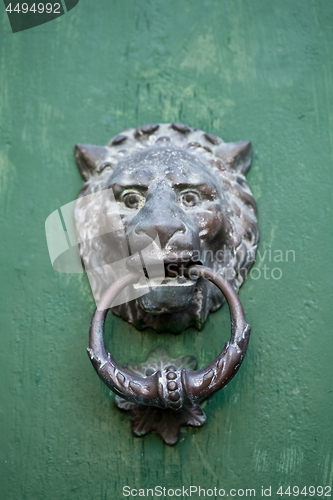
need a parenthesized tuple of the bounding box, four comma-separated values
(88, 265, 251, 410)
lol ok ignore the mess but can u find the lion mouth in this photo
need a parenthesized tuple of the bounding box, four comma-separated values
(164, 260, 201, 279)
(141, 259, 202, 281)
(134, 258, 202, 315)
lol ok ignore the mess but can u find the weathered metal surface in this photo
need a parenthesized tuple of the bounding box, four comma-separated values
(88, 265, 250, 444)
(115, 347, 206, 446)
(75, 123, 259, 333)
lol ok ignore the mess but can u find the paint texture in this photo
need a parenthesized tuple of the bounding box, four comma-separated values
(0, 0, 332, 498)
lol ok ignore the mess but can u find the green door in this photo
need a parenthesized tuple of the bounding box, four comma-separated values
(1, 1, 332, 498)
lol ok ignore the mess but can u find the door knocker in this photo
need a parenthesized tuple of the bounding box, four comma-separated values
(74, 123, 259, 444)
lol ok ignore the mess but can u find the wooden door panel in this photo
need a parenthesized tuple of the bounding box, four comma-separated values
(1, 1, 332, 498)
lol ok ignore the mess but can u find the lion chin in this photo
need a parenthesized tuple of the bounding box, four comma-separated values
(112, 275, 224, 333)
(74, 123, 259, 334)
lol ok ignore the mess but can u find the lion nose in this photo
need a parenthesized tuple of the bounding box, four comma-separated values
(135, 219, 186, 249)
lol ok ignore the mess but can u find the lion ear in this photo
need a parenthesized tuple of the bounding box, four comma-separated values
(216, 141, 252, 175)
(75, 144, 113, 181)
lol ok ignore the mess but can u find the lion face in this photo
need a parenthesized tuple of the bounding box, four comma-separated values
(107, 146, 226, 316)
(74, 123, 259, 333)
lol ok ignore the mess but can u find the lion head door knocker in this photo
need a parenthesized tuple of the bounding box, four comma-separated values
(74, 123, 259, 445)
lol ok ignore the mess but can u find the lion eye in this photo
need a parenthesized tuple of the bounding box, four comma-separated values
(180, 191, 200, 208)
(123, 192, 145, 209)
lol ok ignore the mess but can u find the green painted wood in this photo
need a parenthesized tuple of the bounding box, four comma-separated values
(1, 0, 332, 498)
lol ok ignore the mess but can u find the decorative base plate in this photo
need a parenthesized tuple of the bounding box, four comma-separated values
(115, 346, 206, 445)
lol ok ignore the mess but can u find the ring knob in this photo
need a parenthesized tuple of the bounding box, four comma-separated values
(88, 265, 251, 409)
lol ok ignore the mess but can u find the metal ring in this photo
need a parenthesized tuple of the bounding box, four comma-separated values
(88, 265, 251, 410)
